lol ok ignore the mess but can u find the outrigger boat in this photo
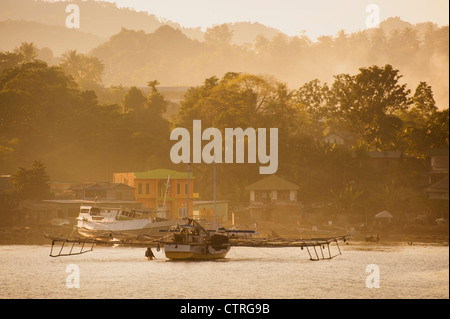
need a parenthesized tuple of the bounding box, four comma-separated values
(162, 219, 231, 260)
(162, 163, 231, 260)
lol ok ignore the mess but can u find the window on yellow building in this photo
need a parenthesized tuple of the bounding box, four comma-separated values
(138, 183, 142, 195)
(178, 207, 187, 218)
(177, 183, 181, 195)
(159, 180, 167, 197)
(146, 183, 149, 195)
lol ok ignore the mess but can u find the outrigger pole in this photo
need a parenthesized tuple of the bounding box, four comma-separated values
(300, 237, 345, 261)
(229, 234, 350, 261)
(45, 233, 350, 260)
(47, 237, 96, 257)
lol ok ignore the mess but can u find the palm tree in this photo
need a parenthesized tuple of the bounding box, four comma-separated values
(60, 49, 82, 77)
(60, 49, 104, 89)
(14, 42, 38, 63)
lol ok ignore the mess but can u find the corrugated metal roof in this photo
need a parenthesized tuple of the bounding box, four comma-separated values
(134, 169, 194, 180)
(70, 182, 133, 190)
(245, 175, 300, 191)
(375, 210, 393, 219)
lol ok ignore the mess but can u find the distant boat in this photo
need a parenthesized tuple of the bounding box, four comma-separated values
(163, 163, 231, 260)
(76, 205, 177, 239)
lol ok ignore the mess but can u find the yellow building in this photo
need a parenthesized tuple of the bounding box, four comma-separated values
(113, 169, 194, 219)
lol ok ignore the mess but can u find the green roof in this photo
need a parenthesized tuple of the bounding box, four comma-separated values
(134, 169, 194, 180)
(245, 175, 299, 191)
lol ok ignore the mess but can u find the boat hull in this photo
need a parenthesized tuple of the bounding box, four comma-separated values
(164, 243, 230, 260)
(76, 219, 177, 239)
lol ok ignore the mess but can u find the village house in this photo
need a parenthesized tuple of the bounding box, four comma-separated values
(0, 175, 19, 226)
(70, 182, 135, 201)
(426, 176, 449, 201)
(193, 200, 229, 224)
(426, 148, 449, 185)
(113, 168, 194, 220)
(353, 150, 403, 171)
(425, 148, 449, 218)
(244, 175, 302, 222)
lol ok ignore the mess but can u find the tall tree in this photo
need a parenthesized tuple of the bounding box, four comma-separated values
(147, 80, 167, 116)
(0, 51, 22, 73)
(59, 49, 104, 90)
(412, 82, 437, 119)
(294, 79, 331, 138)
(329, 64, 412, 150)
(14, 42, 38, 64)
(9, 161, 52, 200)
(204, 24, 233, 45)
(121, 86, 146, 114)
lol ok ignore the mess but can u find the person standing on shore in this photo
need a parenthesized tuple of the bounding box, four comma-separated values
(145, 247, 155, 260)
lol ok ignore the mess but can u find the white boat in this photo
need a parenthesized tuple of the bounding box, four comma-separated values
(76, 205, 177, 239)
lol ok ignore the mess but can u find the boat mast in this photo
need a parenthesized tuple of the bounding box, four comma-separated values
(186, 163, 190, 224)
(214, 162, 217, 232)
(162, 175, 170, 218)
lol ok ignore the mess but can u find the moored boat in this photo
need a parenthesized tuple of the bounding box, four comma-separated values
(163, 163, 230, 260)
(163, 219, 230, 260)
(76, 205, 177, 239)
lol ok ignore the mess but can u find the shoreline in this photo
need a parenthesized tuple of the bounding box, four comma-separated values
(0, 224, 448, 247)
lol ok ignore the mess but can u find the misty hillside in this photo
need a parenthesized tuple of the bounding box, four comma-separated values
(89, 25, 255, 87)
(0, 0, 281, 46)
(0, 0, 180, 39)
(0, 0, 448, 108)
(227, 22, 281, 45)
(0, 20, 105, 55)
(88, 22, 449, 108)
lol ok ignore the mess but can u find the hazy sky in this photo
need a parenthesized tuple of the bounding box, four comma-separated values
(104, 0, 449, 38)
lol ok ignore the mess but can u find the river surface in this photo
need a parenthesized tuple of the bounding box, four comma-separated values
(0, 242, 448, 299)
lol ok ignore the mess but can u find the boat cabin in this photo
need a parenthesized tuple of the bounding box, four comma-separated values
(77, 205, 153, 222)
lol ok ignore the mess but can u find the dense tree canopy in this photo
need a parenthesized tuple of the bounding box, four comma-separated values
(86, 20, 449, 111)
(0, 59, 171, 182)
(9, 160, 52, 200)
(0, 41, 447, 219)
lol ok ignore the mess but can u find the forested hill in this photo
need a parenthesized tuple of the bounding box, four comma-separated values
(1, 0, 448, 107)
(88, 22, 449, 109)
(0, 0, 186, 40)
(0, 0, 280, 46)
(0, 20, 106, 55)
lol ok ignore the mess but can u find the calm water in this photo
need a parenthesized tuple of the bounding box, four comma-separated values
(0, 242, 448, 299)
